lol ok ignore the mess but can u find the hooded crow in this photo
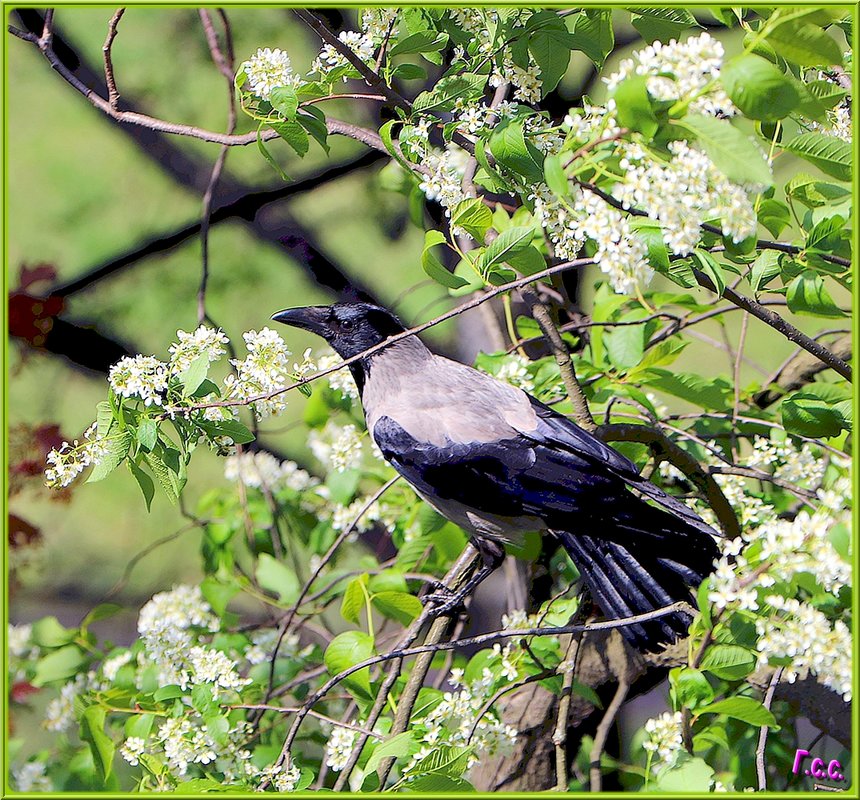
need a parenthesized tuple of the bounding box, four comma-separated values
(273, 302, 720, 650)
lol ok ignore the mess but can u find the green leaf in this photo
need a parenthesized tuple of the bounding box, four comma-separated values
(33, 645, 87, 686)
(80, 603, 122, 635)
(628, 7, 698, 43)
(528, 23, 574, 94)
(341, 577, 367, 625)
(680, 115, 773, 187)
(96, 401, 114, 438)
(324, 631, 374, 700)
(481, 226, 535, 272)
(422, 230, 468, 289)
(269, 86, 298, 120)
(720, 54, 801, 121)
(256, 553, 300, 604)
(670, 667, 715, 710)
(87, 432, 132, 483)
(201, 577, 239, 616)
(782, 391, 852, 438)
(806, 214, 845, 251)
(749, 250, 782, 294)
(365, 732, 420, 774)
(655, 752, 714, 792)
(272, 119, 310, 157)
(697, 696, 778, 728)
(690, 249, 726, 297)
(405, 774, 474, 792)
(256, 126, 291, 182)
(368, 569, 408, 594)
(566, 9, 614, 67)
(372, 591, 423, 626)
(450, 199, 492, 242)
(127, 459, 155, 511)
(32, 617, 76, 649)
(144, 452, 178, 505)
(80, 705, 115, 783)
(413, 73, 486, 113)
(786, 270, 845, 317)
(645, 370, 731, 411)
(605, 320, 646, 370)
(153, 684, 185, 702)
(392, 63, 427, 82)
(297, 106, 329, 154)
(699, 643, 758, 680)
(489, 121, 544, 183)
(783, 132, 852, 181)
(612, 75, 658, 136)
(124, 713, 155, 740)
(543, 153, 568, 198)
(389, 31, 448, 57)
(506, 245, 546, 276)
(198, 418, 255, 444)
(136, 418, 158, 452)
(177, 353, 211, 396)
(764, 19, 843, 67)
(757, 199, 791, 238)
(806, 79, 849, 109)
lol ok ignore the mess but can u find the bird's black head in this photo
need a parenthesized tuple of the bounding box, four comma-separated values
(271, 302, 406, 360)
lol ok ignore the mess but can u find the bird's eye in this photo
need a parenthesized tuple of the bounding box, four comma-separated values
(340, 319, 355, 332)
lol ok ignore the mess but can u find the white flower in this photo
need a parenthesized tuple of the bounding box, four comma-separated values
(316, 351, 359, 400)
(109, 355, 169, 406)
(757, 596, 852, 701)
(643, 711, 684, 768)
(168, 325, 229, 373)
(241, 47, 303, 100)
(224, 327, 292, 419)
(326, 724, 359, 771)
(121, 736, 147, 766)
(8, 623, 33, 658)
(188, 646, 250, 691)
(492, 355, 534, 392)
(308, 422, 363, 473)
(812, 102, 852, 143)
(223, 450, 316, 492)
(12, 761, 52, 792)
(102, 650, 133, 682)
(418, 145, 469, 214)
(44, 423, 113, 489)
(605, 33, 736, 117)
(45, 673, 88, 732)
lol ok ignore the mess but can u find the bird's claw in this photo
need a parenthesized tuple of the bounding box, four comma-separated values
(422, 588, 467, 616)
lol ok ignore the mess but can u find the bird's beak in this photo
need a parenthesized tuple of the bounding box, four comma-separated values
(271, 306, 331, 336)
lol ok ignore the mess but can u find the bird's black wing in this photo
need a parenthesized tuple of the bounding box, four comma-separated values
(371, 414, 625, 525)
(521, 397, 720, 538)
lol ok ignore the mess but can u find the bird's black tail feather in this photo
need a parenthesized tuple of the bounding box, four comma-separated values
(556, 501, 719, 651)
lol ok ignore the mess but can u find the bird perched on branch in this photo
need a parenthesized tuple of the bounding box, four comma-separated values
(273, 302, 720, 650)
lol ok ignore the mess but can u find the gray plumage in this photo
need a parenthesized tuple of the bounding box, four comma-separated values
(273, 302, 720, 650)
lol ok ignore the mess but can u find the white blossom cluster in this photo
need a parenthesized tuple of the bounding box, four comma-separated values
(756, 595, 852, 701)
(310, 9, 397, 79)
(308, 422, 365, 472)
(137, 584, 243, 692)
(109, 354, 169, 406)
(168, 325, 230, 372)
(616, 140, 758, 251)
(224, 327, 292, 419)
(642, 711, 684, 768)
(812, 102, 852, 143)
(224, 450, 317, 493)
(492, 354, 535, 393)
(325, 723, 361, 771)
(605, 32, 736, 117)
(8, 622, 35, 660)
(43, 423, 111, 488)
(45, 672, 90, 732)
(11, 761, 53, 792)
(316, 351, 360, 399)
(449, 8, 541, 104)
(241, 47, 304, 101)
(244, 628, 303, 665)
(417, 145, 470, 215)
(405, 668, 517, 774)
(746, 435, 827, 488)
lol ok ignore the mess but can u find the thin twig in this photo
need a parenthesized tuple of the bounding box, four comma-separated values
(589, 678, 630, 792)
(102, 8, 125, 109)
(552, 635, 582, 790)
(756, 667, 784, 790)
(231, 704, 383, 739)
(521, 286, 596, 431)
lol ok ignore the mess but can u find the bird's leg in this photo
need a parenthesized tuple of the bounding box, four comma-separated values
(423, 538, 506, 616)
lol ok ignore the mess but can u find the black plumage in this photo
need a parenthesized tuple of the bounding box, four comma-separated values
(273, 302, 720, 650)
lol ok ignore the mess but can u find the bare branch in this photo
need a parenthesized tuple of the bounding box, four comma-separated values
(589, 678, 630, 791)
(756, 667, 783, 790)
(102, 8, 125, 109)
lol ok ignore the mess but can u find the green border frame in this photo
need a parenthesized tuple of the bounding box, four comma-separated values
(2, 2, 857, 797)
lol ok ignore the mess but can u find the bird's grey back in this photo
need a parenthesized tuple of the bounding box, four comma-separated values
(362, 342, 538, 447)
